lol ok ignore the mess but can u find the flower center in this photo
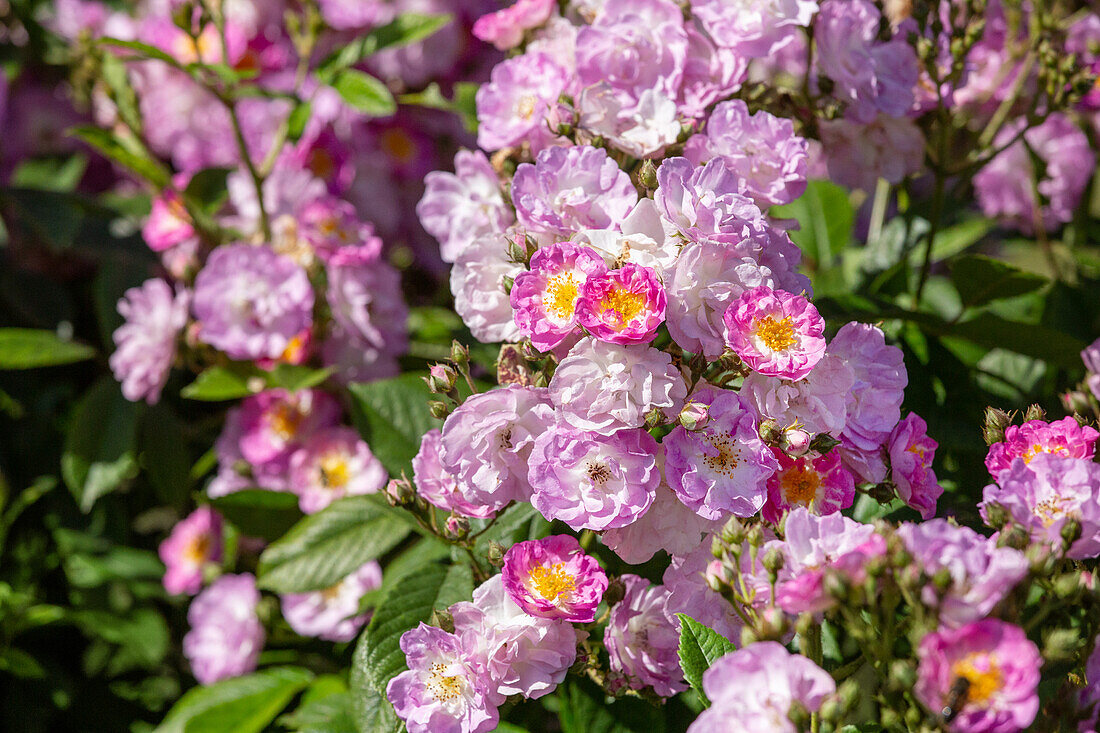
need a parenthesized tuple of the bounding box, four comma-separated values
(600, 287, 645, 330)
(1034, 494, 1074, 527)
(529, 563, 576, 601)
(184, 534, 211, 564)
(516, 95, 538, 120)
(1021, 443, 1066, 464)
(586, 460, 612, 487)
(318, 452, 351, 489)
(426, 662, 466, 703)
(308, 148, 336, 180)
(381, 128, 416, 164)
(269, 404, 305, 441)
(950, 653, 1002, 706)
(703, 433, 742, 478)
(755, 315, 797, 351)
(544, 272, 580, 321)
(780, 464, 821, 507)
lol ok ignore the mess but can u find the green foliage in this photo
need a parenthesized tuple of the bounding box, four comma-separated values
(210, 490, 302, 542)
(0, 328, 95, 369)
(331, 70, 397, 116)
(256, 495, 410, 593)
(948, 254, 1048, 307)
(69, 126, 170, 187)
(61, 379, 140, 512)
(556, 677, 665, 733)
(351, 562, 473, 699)
(675, 614, 736, 705)
(348, 373, 439, 477)
(317, 13, 452, 81)
(155, 667, 313, 733)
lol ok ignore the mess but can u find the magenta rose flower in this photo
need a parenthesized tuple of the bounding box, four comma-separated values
(236, 388, 341, 472)
(888, 413, 943, 519)
(604, 574, 686, 697)
(762, 448, 855, 524)
(183, 574, 264, 685)
(979, 454, 1100, 560)
(288, 426, 387, 514)
(280, 561, 381, 642)
(159, 506, 223, 596)
(663, 388, 779, 519)
(472, 0, 555, 50)
(689, 642, 835, 733)
(510, 242, 608, 352)
(915, 619, 1041, 733)
(386, 623, 499, 733)
(897, 520, 1028, 628)
(984, 416, 1099, 479)
(575, 264, 666, 345)
(723, 285, 826, 381)
(528, 425, 659, 531)
(192, 243, 314, 362)
(501, 535, 608, 623)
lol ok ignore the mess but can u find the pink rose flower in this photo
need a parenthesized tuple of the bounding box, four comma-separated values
(575, 264, 667, 345)
(501, 535, 608, 623)
(723, 285, 826, 381)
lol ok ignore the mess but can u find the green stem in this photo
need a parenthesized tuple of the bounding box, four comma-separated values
(867, 177, 890, 249)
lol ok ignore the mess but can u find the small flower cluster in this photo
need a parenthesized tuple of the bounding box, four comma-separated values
(387, 536, 605, 733)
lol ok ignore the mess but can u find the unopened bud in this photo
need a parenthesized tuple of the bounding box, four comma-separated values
(787, 701, 810, 730)
(711, 534, 725, 559)
(982, 407, 1015, 446)
(808, 432, 841, 454)
(1043, 628, 1081, 661)
(983, 502, 1009, 530)
(450, 340, 470, 368)
(746, 525, 765, 549)
(1054, 572, 1082, 599)
(637, 159, 658, 190)
(823, 570, 850, 601)
(762, 547, 785, 577)
(443, 514, 470, 541)
(740, 625, 759, 647)
(384, 476, 414, 506)
(758, 606, 789, 640)
(644, 407, 666, 429)
(888, 660, 917, 690)
(678, 402, 710, 431)
(880, 707, 902, 729)
(759, 419, 783, 446)
(429, 400, 451, 420)
(720, 516, 747, 546)
(782, 427, 812, 457)
(425, 363, 458, 394)
(1000, 525, 1030, 550)
(1062, 390, 1092, 416)
(1061, 519, 1082, 550)
(1023, 404, 1046, 423)
(704, 560, 732, 592)
(932, 567, 954, 595)
(487, 541, 506, 567)
(838, 679, 860, 712)
(794, 613, 814, 638)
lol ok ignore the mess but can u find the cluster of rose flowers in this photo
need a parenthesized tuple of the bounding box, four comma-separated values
(62, 0, 488, 685)
(379, 0, 1100, 732)
(71, 0, 1100, 729)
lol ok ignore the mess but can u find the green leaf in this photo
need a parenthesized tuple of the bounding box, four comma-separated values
(676, 614, 735, 703)
(948, 313, 1086, 368)
(557, 677, 664, 733)
(10, 154, 89, 192)
(472, 502, 550, 556)
(257, 495, 409, 593)
(264, 364, 335, 392)
(70, 126, 170, 188)
(772, 179, 854, 266)
(155, 667, 313, 733)
(280, 691, 357, 733)
(141, 405, 192, 507)
(348, 373, 438, 477)
(317, 13, 451, 80)
(349, 686, 401, 733)
(948, 254, 1048, 307)
(184, 168, 232, 215)
(100, 51, 144, 134)
(839, 726, 884, 733)
(210, 489, 303, 542)
(399, 82, 479, 133)
(182, 366, 256, 401)
(352, 562, 473, 695)
(61, 379, 141, 512)
(331, 70, 396, 117)
(0, 328, 95, 369)
(99, 37, 181, 67)
(925, 217, 994, 262)
(286, 101, 312, 142)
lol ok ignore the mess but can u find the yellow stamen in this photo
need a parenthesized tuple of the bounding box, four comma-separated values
(781, 464, 821, 507)
(318, 452, 350, 489)
(380, 128, 416, 164)
(426, 662, 465, 702)
(269, 404, 304, 440)
(703, 434, 742, 478)
(600, 287, 645, 330)
(951, 653, 1002, 705)
(544, 273, 580, 320)
(184, 534, 211, 564)
(529, 563, 576, 601)
(755, 315, 797, 351)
